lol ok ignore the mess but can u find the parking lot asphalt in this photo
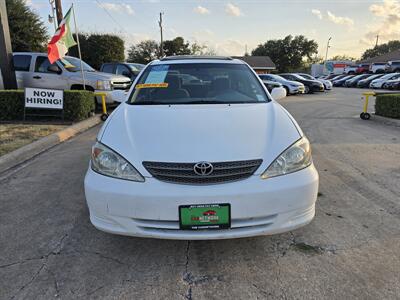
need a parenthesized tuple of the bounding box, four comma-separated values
(1, 88, 399, 300)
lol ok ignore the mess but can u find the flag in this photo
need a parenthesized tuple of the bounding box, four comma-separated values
(47, 7, 77, 64)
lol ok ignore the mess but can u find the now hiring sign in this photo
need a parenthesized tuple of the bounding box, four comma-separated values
(25, 88, 64, 109)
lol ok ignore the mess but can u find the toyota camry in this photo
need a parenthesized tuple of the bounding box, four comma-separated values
(84, 56, 319, 240)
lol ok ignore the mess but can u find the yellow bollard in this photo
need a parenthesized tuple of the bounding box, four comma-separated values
(94, 92, 109, 121)
(360, 92, 375, 120)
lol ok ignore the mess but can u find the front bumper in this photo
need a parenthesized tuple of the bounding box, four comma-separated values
(84, 164, 319, 240)
(288, 86, 305, 94)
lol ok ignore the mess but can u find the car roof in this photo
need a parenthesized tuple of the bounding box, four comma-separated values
(151, 55, 244, 65)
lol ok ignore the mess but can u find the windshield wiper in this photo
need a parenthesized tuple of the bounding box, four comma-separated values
(131, 101, 171, 105)
(177, 100, 224, 104)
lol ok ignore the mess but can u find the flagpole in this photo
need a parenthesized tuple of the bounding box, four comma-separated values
(71, 3, 86, 89)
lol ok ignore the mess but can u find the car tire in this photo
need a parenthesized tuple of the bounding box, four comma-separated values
(304, 86, 310, 94)
(360, 112, 371, 120)
(101, 113, 109, 121)
(283, 86, 290, 96)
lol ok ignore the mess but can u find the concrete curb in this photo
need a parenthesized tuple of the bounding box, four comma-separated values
(372, 114, 400, 127)
(0, 115, 102, 174)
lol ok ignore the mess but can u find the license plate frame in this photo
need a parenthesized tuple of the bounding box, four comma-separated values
(179, 203, 231, 230)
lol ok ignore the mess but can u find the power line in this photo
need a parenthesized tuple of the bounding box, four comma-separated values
(94, 0, 128, 35)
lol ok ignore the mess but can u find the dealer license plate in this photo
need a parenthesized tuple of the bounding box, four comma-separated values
(179, 204, 231, 230)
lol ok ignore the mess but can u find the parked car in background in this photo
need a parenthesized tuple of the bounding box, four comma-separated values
(382, 78, 400, 90)
(344, 65, 358, 74)
(260, 78, 285, 94)
(370, 73, 400, 89)
(332, 75, 354, 87)
(297, 73, 332, 90)
(258, 74, 305, 95)
(279, 73, 324, 93)
(84, 56, 318, 239)
(6, 52, 132, 105)
(100, 62, 145, 82)
(344, 74, 371, 87)
(329, 74, 347, 81)
(357, 74, 384, 88)
(356, 64, 370, 74)
(369, 62, 386, 74)
(385, 61, 400, 73)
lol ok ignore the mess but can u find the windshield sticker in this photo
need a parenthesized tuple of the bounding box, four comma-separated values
(256, 94, 264, 101)
(145, 65, 169, 84)
(136, 83, 169, 89)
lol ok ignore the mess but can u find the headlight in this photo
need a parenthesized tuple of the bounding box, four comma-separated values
(261, 137, 312, 179)
(97, 80, 112, 90)
(91, 142, 145, 182)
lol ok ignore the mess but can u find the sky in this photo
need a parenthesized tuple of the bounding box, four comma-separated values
(25, 0, 400, 59)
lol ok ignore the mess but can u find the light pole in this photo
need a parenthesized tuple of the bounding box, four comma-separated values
(325, 37, 332, 62)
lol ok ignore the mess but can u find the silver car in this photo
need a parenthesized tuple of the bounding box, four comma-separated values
(7, 52, 132, 104)
(258, 74, 305, 95)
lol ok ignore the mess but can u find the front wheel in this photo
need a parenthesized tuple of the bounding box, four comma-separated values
(101, 113, 109, 121)
(360, 112, 371, 120)
(304, 86, 310, 94)
(283, 86, 290, 95)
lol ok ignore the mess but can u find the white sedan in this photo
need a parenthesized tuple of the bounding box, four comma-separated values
(84, 56, 319, 240)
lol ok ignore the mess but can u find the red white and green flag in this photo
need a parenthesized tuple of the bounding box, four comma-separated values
(47, 7, 77, 64)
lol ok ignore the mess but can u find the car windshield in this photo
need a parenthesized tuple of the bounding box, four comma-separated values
(59, 56, 95, 72)
(380, 73, 397, 79)
(127, 63, 145, 72)
(269, 74, 286, 81)
(299, 74, 314, 80)
(367, 74, 382, 80)
(128, 63, 270, 105)
(292, 74, 308, 80)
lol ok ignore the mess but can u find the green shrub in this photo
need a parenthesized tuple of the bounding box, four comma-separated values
(0, 90, 95, 121)
(63, 90, 95, 121)
(375, 94, 400, 119)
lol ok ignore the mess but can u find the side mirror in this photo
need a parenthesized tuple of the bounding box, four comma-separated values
(110, 89, 127, 103)
(48, 65, 62, 74)
(271, 87, 287, 100)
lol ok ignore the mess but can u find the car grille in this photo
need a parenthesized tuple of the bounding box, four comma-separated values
(143, 159, 263, 185)
(112, 81, 131, 90)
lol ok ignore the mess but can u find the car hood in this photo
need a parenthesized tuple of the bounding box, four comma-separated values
(72, 71, 131, 82)
(99, 102, 302, 177)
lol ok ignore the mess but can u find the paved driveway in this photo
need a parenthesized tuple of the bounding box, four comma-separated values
(1, 88, 399, 299)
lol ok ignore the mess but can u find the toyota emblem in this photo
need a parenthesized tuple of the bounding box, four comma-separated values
(193, 162, 214, 176)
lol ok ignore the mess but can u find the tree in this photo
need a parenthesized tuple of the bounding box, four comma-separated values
(190, 42, 216, 56)
(251, 35, 318, 72)
(6, 0, 48, 52)
(127, 40, 159, 64)
(69, 33, 125, 70)
(361, 40, 400, 60)
(163, 37, 191, 56)
(330, 54, 356, 61)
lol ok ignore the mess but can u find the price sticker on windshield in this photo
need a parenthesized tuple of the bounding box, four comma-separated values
(145, 65, 169, 84)
(136, 83, 169, 89)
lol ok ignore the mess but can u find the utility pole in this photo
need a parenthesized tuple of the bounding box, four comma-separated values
(158, 12, 164, 57)
(48, 0, 57, 32)
(325, 37, 332, 62)
(0, 0, 17, 89)
(54, 0, 63, 27)
(375, 35, 379, 47)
